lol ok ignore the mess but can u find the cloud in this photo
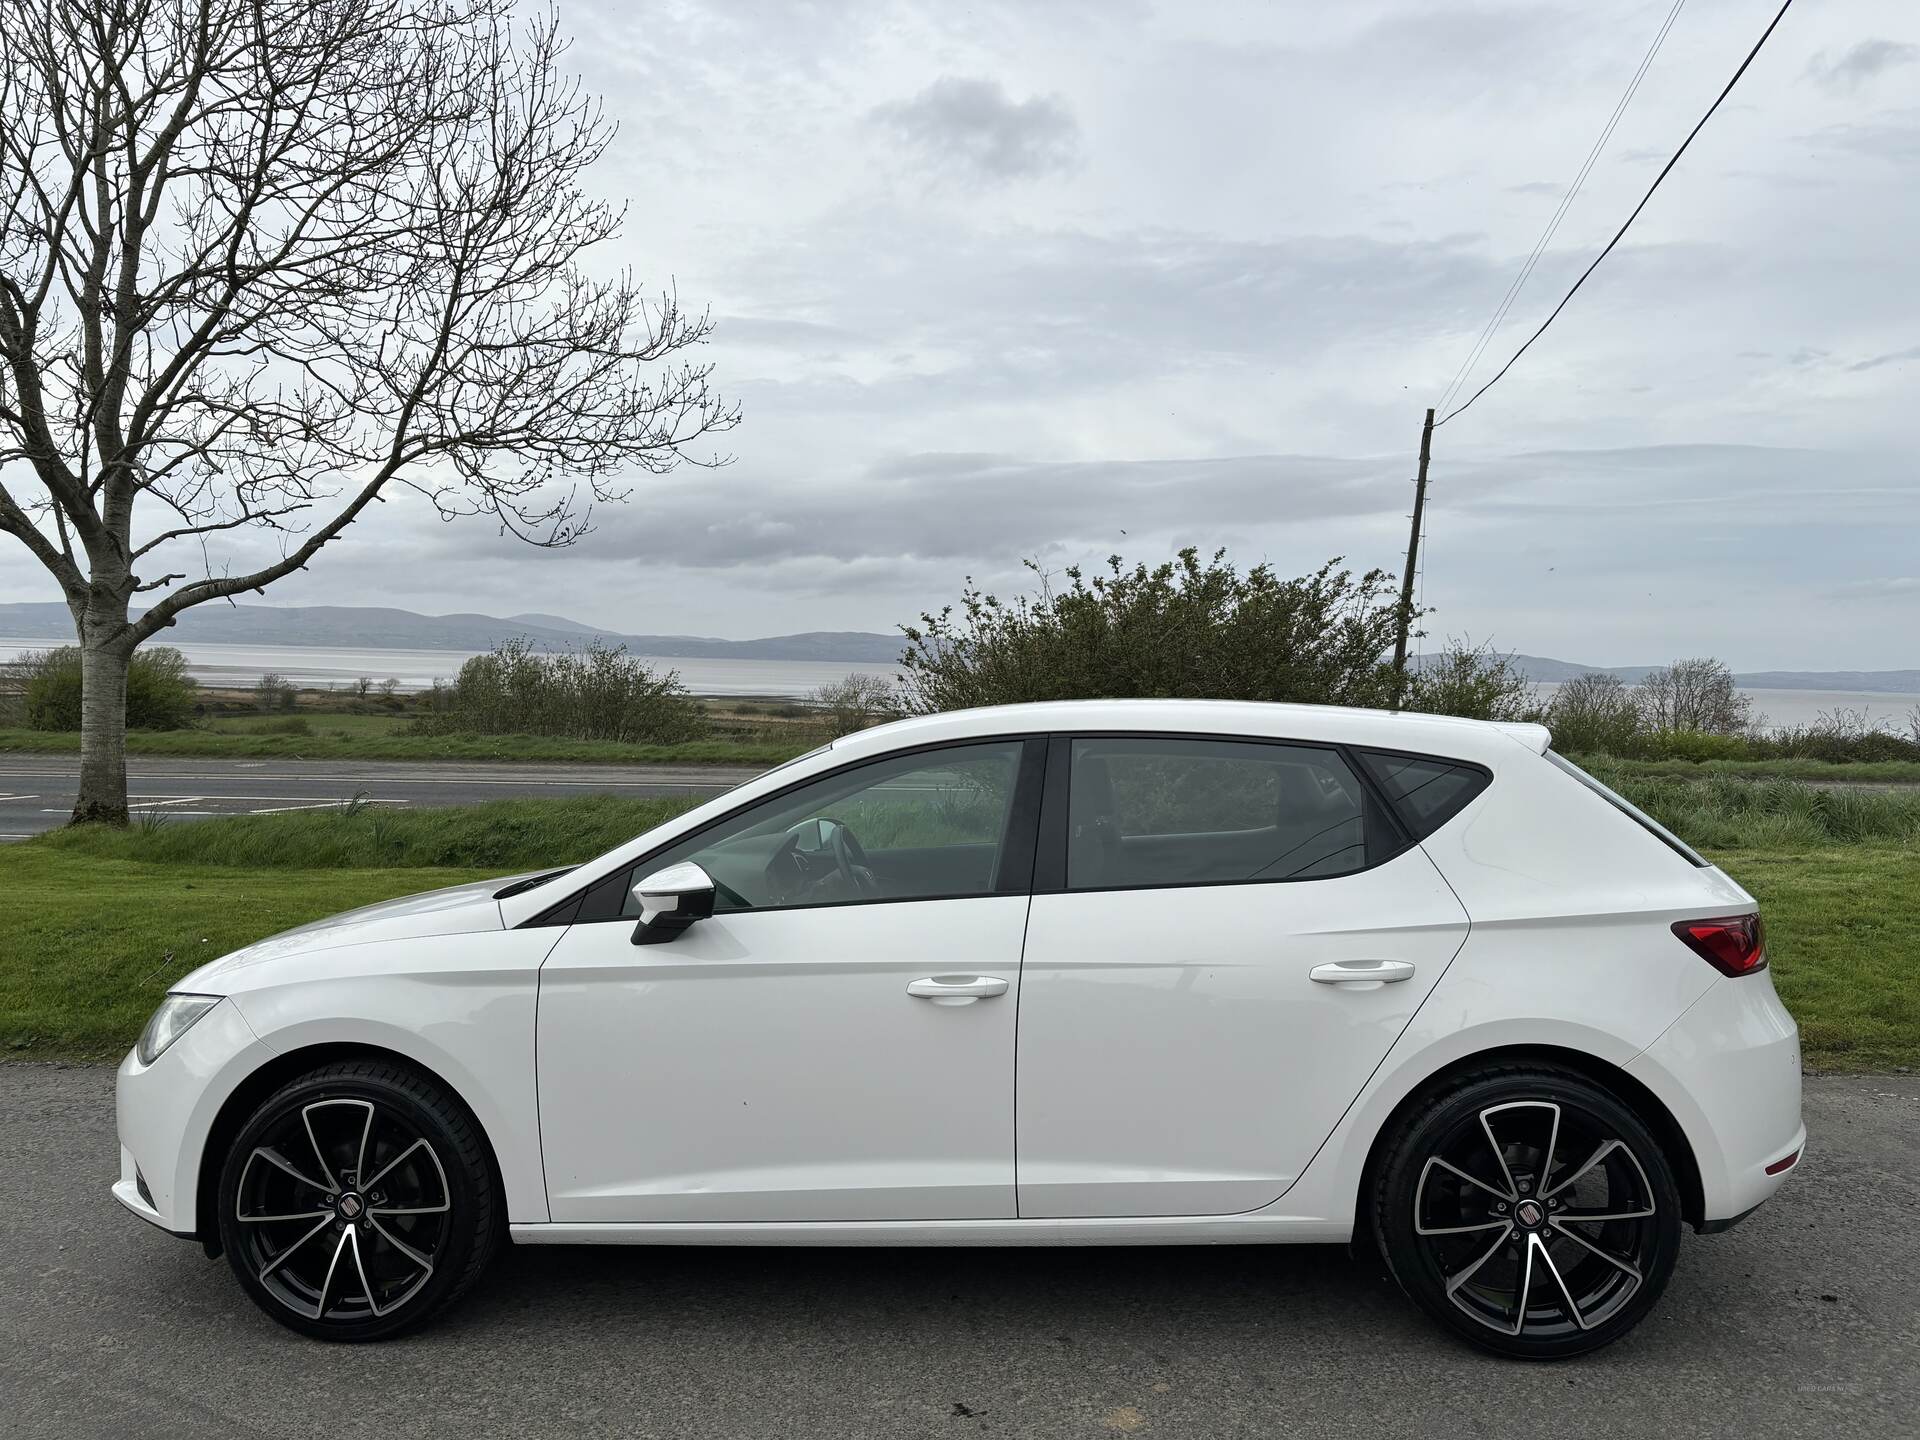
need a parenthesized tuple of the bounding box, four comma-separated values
(1848, 344, 1920, 372)
(869, 77, 1079, 181)
(1806, 114, 1920, 164)
(1805, 39, 1918, 93)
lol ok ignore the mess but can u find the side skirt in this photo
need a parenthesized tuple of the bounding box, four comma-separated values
(510, 1215, 1352, 1247)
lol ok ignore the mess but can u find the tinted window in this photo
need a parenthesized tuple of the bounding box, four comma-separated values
(1358, 751, 1491, 838)
(605, 741, 1027, 914)
(1067, 737, 1387, 890)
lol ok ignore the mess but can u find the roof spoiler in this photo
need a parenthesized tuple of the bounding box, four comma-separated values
(1493, 721, 1552, 754)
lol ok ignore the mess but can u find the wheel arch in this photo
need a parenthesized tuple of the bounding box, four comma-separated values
(1349, 1043, 1706, 1254)
(194, 1042, 508, 1258)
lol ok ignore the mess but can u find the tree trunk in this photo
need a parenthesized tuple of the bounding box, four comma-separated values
(73, 625, 134, 826)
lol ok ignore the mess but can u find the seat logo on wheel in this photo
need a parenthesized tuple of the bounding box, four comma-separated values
(1515, 1199, 1543, 1228)
(337, 1193, 364, 1220)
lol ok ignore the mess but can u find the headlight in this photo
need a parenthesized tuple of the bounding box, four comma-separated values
(137, 994, 222, 1066)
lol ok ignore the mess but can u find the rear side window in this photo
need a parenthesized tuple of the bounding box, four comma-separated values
(1544, 751, 1709, 867)
(1066, 737, 1398, 890)
(1357, 751, 1491, 839)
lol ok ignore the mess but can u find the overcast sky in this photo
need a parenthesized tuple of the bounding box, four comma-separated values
(8, 0, 1919, 669)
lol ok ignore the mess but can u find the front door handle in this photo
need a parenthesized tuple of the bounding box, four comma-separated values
(1310, 960, 1416, 988)
(906, 975, 1009, 1006)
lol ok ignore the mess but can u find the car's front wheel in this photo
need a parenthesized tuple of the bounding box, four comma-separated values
(216, 1059, 499, 1341)
(1372, 1063, 1684, 1359)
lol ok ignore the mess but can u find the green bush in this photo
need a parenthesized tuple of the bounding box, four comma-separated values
(1615, 729, 1753, 763)
(18, 645, 198, 730)
(414, 637, 708, 744)
(1406, 639, 1539, 722)
(900, 548, 1411, 713)
(1546, 673, 1640, 754)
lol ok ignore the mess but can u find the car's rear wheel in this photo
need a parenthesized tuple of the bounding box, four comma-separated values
(216, 1059, 499, 1341)
(1373, 1064, 1683, 1359)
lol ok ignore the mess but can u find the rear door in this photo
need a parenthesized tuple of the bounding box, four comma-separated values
(1015, 734, 1472, 1218)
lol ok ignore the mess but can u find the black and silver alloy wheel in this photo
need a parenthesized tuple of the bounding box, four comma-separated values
(218, 1061, 498, 1340)
(1375, 1066, 1683, 1359)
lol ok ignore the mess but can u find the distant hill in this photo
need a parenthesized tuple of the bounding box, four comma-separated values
(0, 602, 906, 665)
(0, 601, 1912, 688)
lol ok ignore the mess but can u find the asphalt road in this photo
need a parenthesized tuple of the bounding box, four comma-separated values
(1, 1066, 1914, 1439)
(0, 755, 763, 840)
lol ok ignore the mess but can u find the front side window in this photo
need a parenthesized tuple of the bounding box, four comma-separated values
(596, 740, 1028, 915)
(1066, 737, 1388, 890)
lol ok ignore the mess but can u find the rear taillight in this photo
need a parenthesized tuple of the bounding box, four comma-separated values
(1671, 914, 1767, 976)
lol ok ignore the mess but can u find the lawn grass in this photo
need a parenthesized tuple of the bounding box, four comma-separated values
(35, 794, 700, 871)
(0, 725, 807, 766)
(4, 786, 1916, 1069)
(0, 849, 496, 1056)
(1712, 847, 1920, 1072)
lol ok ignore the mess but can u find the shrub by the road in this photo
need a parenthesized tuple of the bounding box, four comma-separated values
(16, 645, 197, 731)
(809, 672, 900, 737)
(900, 548, 1412, 714)
(414, 637, 708, 745)
(1404, 638, 1538, 721)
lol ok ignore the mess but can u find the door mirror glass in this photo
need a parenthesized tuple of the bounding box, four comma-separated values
(629, 861, 717, 946)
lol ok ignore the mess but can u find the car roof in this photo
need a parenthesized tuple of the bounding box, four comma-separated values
(829, 700, 1549, 767)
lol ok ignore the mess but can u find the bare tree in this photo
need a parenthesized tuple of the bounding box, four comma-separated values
(1634, 658, 1752, 735)
(0, 0, 735, 821)
(1546, 671, 1642, 753)
(809, 671, 900, 738)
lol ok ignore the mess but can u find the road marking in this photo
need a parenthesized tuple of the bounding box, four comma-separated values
(247, 800, 411, 814)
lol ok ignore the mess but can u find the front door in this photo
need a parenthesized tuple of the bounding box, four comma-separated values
(537, 737, 1043, 1223)
(1016, 735, 1470, 1218)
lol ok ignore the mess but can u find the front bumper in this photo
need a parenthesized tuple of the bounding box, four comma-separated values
(1627, 967, 1804, 1224)
(114, 998, 273, 1237)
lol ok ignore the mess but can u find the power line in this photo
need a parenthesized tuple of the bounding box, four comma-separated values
(1435, 0, 1689, 418)
(1436, 0, 1795, 429)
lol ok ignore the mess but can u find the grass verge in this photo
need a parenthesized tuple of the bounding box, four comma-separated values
(1712, 847, 1919, 1072)
(4, 785, 1915, 1069)
(0, 850, 496, 1056)
(1575, 755, 1920, 785)
(33, 794, 699, 871)
(0, 726, 807, 766)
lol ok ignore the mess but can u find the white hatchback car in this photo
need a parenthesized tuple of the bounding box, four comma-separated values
(115, 700, 1803, 1357)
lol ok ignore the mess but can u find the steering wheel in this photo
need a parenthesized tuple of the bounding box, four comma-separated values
(825, 818, 878, 897)
(769, 817, 879, 901)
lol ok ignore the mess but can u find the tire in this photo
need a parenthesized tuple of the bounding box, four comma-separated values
(1372, 1063, 1684, 1360)
(216, 1059, 500, 1341)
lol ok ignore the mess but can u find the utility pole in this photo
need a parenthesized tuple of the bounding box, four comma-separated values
(1391, 407, 1435, 702)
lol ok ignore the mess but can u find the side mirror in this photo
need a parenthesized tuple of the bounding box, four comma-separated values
(629, 861, 716, 946)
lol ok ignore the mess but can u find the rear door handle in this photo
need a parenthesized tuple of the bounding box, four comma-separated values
(1310, 960, 1416, 988)
(906, 975, 1009, 1005)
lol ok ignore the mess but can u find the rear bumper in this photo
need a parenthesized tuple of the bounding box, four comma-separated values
(1627, 968, 1804, 1224)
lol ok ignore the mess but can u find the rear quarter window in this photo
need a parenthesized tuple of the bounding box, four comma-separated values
(1356, 750, 1491, 839)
